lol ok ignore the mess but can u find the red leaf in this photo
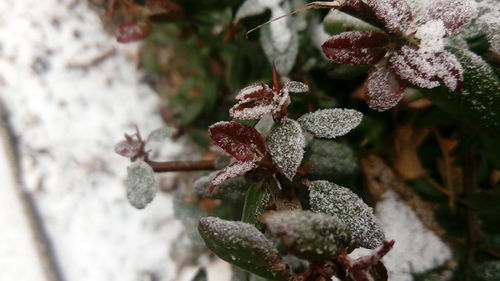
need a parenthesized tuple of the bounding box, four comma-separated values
(433, 51, 463, 92)
(366, 0, 413, 35)
(229, 98, 275, 120)
(235, 83, 273, 101)
(115, 139, 142, 158)
(389, 45, 440, 89)
(338, 0, 386, 31)
(420, 0, 477, 36)
(146, 0, 184, 23)
(322, 31, 388, 65)
(272, 62, 280, 93)
(209, 121, 266, 162)
(115, 20, 152, 43)
(209, 161, 258, 192)
(364, 64, 406, 111)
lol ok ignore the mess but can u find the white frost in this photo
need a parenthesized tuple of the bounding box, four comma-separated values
(298, 108, 363, 139)
(126, 160, 157, 209)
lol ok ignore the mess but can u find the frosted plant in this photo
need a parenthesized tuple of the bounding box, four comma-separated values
(298, 108, 363, 139)
(307, 180, 385, 249)
(322, 0, 479, 111)
(125, 160, 157, 209)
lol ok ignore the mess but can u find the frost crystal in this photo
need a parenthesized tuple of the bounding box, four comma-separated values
(230, 99, 275, 120)
(298, 108, 363, 139)
(125, 160, 156, 209)
(235, 83, 270, 101)
(365, 64, 406, 111)
(283, 81, 309, 93)
(415, 20, 446, 53)
(193, 172, 248, 201)
(389, 46, 440, 89)
(478, 10, 500, 53)
(366, 0, 413, 35)
(308, 180, 385, 249)
(198, 217, 289, 279)
(265, 210, 351, 260)
(210, 161, 258, 191)
(268, 118, 305, 180)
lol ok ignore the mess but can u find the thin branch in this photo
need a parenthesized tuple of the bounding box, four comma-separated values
(146, 159, 216, 172)
(463, 150, 478, 281)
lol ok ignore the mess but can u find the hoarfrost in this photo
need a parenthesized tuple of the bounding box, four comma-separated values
(477, 10, 500, 53)
(230, 99, 275, 120)
(210, 161, 258, 190)
(268, 118, 305, 180)
(308, 180, 385, 249)
(235, 83, 270, 101)
(193, 173, 248, 201)
(418, 0, 478, 36)
(115, 139, 142, 158)
(283, 81, 309, 93)
(265, 210, 351, 260)
(365, 64, 406, 111)
(366, 0, 413, 35)
(125, 160, 157, 209)
(389, 46, 440, 89)
(298, 108, 362, 139)
(415, 20, 446, 53)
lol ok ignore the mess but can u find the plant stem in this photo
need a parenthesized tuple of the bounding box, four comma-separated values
(146, 159, 216, 172)
(463, 150, 478, 281)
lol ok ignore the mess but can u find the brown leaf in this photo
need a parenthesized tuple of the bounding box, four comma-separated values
(435, 131, 463, 210)
(115, 20, 152, 43)
(146, 0, 184, 23)
(364, 64, 407, 111)
(392, 123, 429, 180)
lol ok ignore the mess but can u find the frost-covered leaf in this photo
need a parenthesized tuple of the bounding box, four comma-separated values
(115, 20, 152, 43)
(241, 183, 271, 227)
(307, 180, 385, 249)
(146, 0, 184, 23)
(389, 45, 440, 89)
(268, 118, 305, 180)
(264, 210, 351, 261)
(420, 0, 478, 36)
(236, 83, 273, 101)
(423, 47, 500, 131)
(209, 121, 266, 161)
(146, 126, 175, 142)
(478, 10, 500, 53)
(366, 0, 413, 35)
(260, 19, 299, 76)
(303, 139, 358, 180)
(283, 81, 309, 93)
(193, 173, 249, 201)
(230, 98, 275, 120)
(433, 51, 463, 92)
(198, 217, 290, 280)
(338, 0, 386, 31)
(298, 108, 363, 139)
(322, 31, 388, 65)
(364, 64, 406, 111)
(125, 160, 156, 209)
(115, 138, 142, 158)
(209, 161, 258, 193)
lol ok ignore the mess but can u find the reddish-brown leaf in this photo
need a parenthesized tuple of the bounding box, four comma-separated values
(209, 161, 258, 192)
(146, 0, 184, 23)
(209, 121, 266, 162)
(322, 31, 388, 65)
(420, 0, 477, 36)
(433, 51, 463, 92)
(229, 98, 275, 120)
(389, 45, 440, 89)
(364, 64, 406, 111)
(235, 83, 273, 101)
(338, 0, 386, 31)
(115, 20, 152, 43)
(366, 0, 412, 35)
(272, 62, 280, 93)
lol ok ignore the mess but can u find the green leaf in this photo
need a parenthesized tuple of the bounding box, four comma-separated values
(303, 139, 358, 180)
(307, 180, 385, 249)
(191, 268, 207, 281)
(241, 182, 271, 228)
(423, 47, 500, 133)
(264, 210, 351, 261)
(198, 217, 291, 280)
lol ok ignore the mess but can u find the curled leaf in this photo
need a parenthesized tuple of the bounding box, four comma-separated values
(298, 108, 363, 139)
(364, 64, 406, 111)
(264, 210, 351, 261)
(322, 31, 388, 65)
(198, 217, 291, 280)
(126, 160, 156, 209)
(209, 121, 266, 162)
(307, 180, 385, 249)
(268, 118, 305, 180)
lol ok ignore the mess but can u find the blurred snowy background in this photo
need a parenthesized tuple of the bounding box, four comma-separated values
(0, 1, 453, 281)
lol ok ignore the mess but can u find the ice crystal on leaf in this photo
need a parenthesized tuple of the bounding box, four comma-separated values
(209, 161, 258, 193)
(125, 160, 156, 209)
(322, 0, 477, 110)
(298, 108, 363, 139)
(308, 180, 385, 249)
(268, 118, 305, 180)
(264, 210, 351, 261)
(283, 81, 309, 93)
(477, 5, 500, 53)
(193, 173, 248, 201)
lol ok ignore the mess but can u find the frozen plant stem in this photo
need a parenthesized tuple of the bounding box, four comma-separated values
(146, 159, 216, 172)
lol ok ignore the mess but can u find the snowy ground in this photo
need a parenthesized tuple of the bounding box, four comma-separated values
(0, 0, 452, 281)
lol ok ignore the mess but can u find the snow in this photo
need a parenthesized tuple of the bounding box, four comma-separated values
(351, 191, 452, 281)
(0, 0, 203, 280)
(298, 108, 363, 139)
(267, 118, 305, 180)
